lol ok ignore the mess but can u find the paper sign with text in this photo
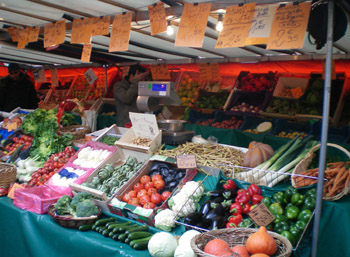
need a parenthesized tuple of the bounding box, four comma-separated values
(7, 183, 26, 199)
(210, 63, 221, 81)
(150, 64, 171, 80)
(246, 4, 276, 45)
(176, 154, 197, 169)
(129, 112, 159, 139)
(248, 203, 275, 227)
(267, 2, 311, 50)
(17, 29, 27, 49)
(91, 16, 110, 36)
(198, 63, 211, 81)
(84, 68, 98, 85)
(44, 20, 66, 48)
(55, 20, 66, 46)
(175, 3, 211, 47)
(71, 18, 92, 44)
(81, 43, 92, 62)
(216, 3, 255, 48)
(8, 27, 19, 42)
(27, 26, 40, 43)
(148, 2, 167, 35)
(50, 68, 59, 88)
(109, 12, 132, 52)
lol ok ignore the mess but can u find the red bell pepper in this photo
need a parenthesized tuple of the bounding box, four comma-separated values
(241, 202, 251, 214)
(229, 202, 243, 215)
(226, 222, 238, 228)
(237, 189, 248, 195)
(228, 214, 243, 225)
(248, 184, 262, 196)
(221, 179, 237, 190)
(235, 192, 251, 204)
(252, 194, 264, 205)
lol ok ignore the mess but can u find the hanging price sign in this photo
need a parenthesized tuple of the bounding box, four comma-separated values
(84, 68, 98, 85)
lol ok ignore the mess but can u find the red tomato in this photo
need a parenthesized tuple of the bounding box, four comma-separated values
(154, 179, 165, 190)
(161, 191, 171, 201)
(128, 190, 137, 198)
(147, 188, 158, 196)
(151, 193, 162, 205)
(128, 198, 139, 206)
(143, 202, 155, 209)
(133, 182, 144, 192)
(144, 181, 154, 190)
(137, 189, 148, 198)
(122, 193, 131, 203)
(151, 174, 163, 182)
(140, 175, 151, 185)
(139, 195, 151, 206)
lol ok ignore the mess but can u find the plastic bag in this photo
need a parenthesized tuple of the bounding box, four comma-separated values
(13, 185, 64, 214)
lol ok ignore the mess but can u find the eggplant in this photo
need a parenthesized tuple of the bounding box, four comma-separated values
(164, 175, 174, 184)
(210, 196, 224, 204)
(206, 190, 223, 199)
(149, 170, 160, 179)
(160, 167, 169, 177)
(168, 181, 177, 191)
(204, 209, 217, 222)
(199, 200, 212, 216)
(184, 212, 203, 226)
(168, 168, 177, 175)
(222, 189, 237, 200)
(175, 170, 185, 181)
(209, 216, 225, 230)
(196, 221, 209, 230)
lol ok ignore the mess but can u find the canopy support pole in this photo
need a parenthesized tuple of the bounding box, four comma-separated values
(311, 1, 334, 256)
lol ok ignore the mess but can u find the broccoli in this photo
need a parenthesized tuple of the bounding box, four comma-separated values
(75, 199, 99, 217)
(70, 192, 93, 211)
(55, 195, 74, 215)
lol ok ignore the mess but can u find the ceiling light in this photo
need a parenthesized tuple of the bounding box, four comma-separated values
(216, 14, 223, 32)
(166, 21, 174, 36)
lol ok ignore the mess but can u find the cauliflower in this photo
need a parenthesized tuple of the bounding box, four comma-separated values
(75, 199, 99, 217)
(180, 181, 204, 201)
(154, 209, 177, 232)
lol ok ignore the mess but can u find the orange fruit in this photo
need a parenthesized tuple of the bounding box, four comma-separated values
(231, 245, 250, 257)
(204, 238, 232, 257)
(251, 254, 270, 257)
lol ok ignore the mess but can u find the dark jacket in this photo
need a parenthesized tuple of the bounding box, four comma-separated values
(0, 73, 39, 112)
(113, 78, 141, 127)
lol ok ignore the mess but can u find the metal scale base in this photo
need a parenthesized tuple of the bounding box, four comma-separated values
(161, 130, 194, 145)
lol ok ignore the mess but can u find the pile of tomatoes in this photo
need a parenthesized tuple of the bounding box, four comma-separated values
(27, 146, 76, 187)
(122, 173, 171, 210)
(4, 134, 33, 154)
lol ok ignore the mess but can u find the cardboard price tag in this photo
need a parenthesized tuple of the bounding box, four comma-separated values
(50, 68, 59, 88)
(109, 12, 132, 52)
(81, 43, 92, 62)
(27, 26, 40, 43)
(176, 154, 197, 169)
(84, 68, 98, 85)
(8, 27, 19, 42)
(248, 203, 275, 227)
(71, 18, 92, 44)
(17, 28, 28, 49)
(150, 64, 171, 80)
(91, 16, 110, 36)
(129, 112, 159, 139)
(148, 2, 167, 35)
(44, 20, 66, 48)
(7, 183, 26, 199)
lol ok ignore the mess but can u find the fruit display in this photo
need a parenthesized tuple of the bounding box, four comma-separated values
(230, 102, 262, 114)
(195, 118, 214, 126)
(236, 72, 277, 92)
(192, 90, 229, 110)
(3, 134, 33, 155)
(276, 131, 308, 139)
(211, 117, 243, 129)
(1, 116, 22, 131)
(278, 86, 304, 98)
(177, 75, 201, 106)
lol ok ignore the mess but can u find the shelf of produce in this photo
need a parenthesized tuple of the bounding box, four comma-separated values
(234, 71, 277, 92)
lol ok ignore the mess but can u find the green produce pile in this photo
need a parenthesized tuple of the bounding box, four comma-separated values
(99, 135, 119, 145)
(193, 91, 229, 109)
(265, 98, 299, 115)
(55, 192, 99, 217)
(81, 157, 144, 197)
(298, 79, 323, 116)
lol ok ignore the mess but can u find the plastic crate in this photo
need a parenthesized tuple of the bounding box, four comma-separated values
(272, 119, 312, 138)
(311, 121, 350, 144)
(187, 108, 216, 125)
(210, 111, 244, 129)
(235, 71, 277, 92)
(240, 116, 276, 132)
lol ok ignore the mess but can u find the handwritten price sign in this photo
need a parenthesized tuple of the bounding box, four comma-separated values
(81, 43, 92, 62)
(109, 12, 132, 52)
(71, 18, 92, 44)
(248, 203, 275, 227)
(91, 16, 110, 36)
(267, 2, 311, 50)
(150, 64, 171, 80)
(44, 20, 66, 48)
(176, 155, 197, 169)
(148, 2, 167, 35)
(84, 68, 98, 85)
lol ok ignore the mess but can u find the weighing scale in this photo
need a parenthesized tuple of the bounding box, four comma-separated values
(136, 81, 194, 145)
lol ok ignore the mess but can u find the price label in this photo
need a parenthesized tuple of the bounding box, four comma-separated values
(216, 3, 256, 48)
(148, 2, 167, 35)
(44, 20, 66, 48)
(198, 63, 221, 81)
(175, 3, 211, 47)
(55, 20, 66, 46)
(248, 203, 275, 227)
(176, 154, 197, 169)
(71, 18, 92, 44)
(27, 26, 40, 43)
(7, 183, 26, 199)
(91, 16, 110, 36)
(84, 68, 98, 85)
(8, 27, 19, 42)
(150, 64, 171, 80)
(50, 68, 59, 88)
(109, 12, 132, 52)
(81, 43, 92, 62)
(17, 28, 27, 49)
(267, 2, 311, 50)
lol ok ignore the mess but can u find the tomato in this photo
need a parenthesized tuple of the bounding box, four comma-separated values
(133, 182, 145, 192)
(139, 195, 151, 206)
(0, 187, 8, 196)
(128, 190, 137, 198)
(150, 193, 162, 205)
(144, 181, 154, 190)
(151, 174, 163, 182)
(137, 189, 148, 198)
(147, 188, 158, 196)
(154, 179, 165, 190)
(49, 171, 55, 177)
(128, 198, 139, 206)
(122, 192, 131, 203)
(161, 191, 171, 201)
(143, 202, 155, 209)
(140, 175, 151, 184)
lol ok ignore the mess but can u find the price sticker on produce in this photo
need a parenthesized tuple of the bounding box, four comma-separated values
(248, 203, 275, 227)
(176, 154, 197, 169)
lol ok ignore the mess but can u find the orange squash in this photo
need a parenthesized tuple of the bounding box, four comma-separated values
(204, 238, 232, 257)
(243, 141, 274, 168)
(246, 226, 277, 256)
(251, 254, 270, 257)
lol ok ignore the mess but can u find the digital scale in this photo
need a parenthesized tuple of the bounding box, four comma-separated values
(136, 81, 194, 145)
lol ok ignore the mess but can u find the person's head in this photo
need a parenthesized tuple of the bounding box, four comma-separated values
(125, 64, 146, 81)
(8, 63, 21, 80)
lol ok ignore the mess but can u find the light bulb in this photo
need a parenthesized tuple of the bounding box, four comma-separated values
(216, 14, 223, 32)
(167, 21, 174, 35)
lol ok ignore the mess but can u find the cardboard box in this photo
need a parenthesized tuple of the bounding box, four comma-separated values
(273, 76, 310, 99)
(85, 125, 128, 142)
(108, 159, 197, 226)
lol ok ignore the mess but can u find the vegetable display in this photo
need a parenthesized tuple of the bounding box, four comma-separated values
(4, 134, 33, 155)
(16, 156, 44, 183)
(148, 232, 178, 257)
(55, 192, 99, 217)
(72, 146, 112, 168)
(99, 135, 119, 145)
(243, 141, 274, 168)
(50, 167, 87, 187)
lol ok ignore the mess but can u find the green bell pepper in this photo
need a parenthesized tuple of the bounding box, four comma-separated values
(295, 220, 307, 231)
(269, 202, 284, 215)
(273, 191, 287, 206)
(274, 221, 290, 234)
(286, 205, 300, 220)
(261, 197, 272, 208)
(291, 193, 304, 206)
(274, 214, 288, 224)
(302, 196, 316, 211)
(305, 188, 317, 199)
(285, 186, 298, 202)
(281, 230, 296, 246)
(289, 224, 302, 239)
(238, 218, 254, 228)
(298, 209, 312, 223)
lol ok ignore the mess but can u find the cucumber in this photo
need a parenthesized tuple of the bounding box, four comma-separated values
(109, 221, 131, 230)
(94, 217, 116, 227)
(106, 221, 120, 227)
(117, 233, 128, 242)
(128, 231, 153, 241)
(131, 236, 152, 250)
(112, 223, 133, 234)
(125, 225, 149, 234)
(92, 225, 105, 232)
(125, 238, 130, 244)
(78, 224, 93, 232)
(108, 231, 115, 238)
(118, 224, 138, 233)
(112, 233, 121, 241)
(102, 228, 110, 237)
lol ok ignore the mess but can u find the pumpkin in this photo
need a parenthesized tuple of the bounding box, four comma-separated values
(246, 226, 277, 256)
(243, 141, 274, 168)
(251, 254, 270, 257)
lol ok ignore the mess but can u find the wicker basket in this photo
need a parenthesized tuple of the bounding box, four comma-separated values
(47, 204, 101, 229)
(0, 163, 17, 189)
(191, 228, 293, 257)
(291, 143, 350, 201)
(57, 125, 91, 140)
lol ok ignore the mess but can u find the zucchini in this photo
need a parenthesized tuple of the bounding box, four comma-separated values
(106, 221, 120, 227)
(108, 231, 115, 238)
(131, 236, 152, 250)
(97, 226, 107, 233)
(117, 233, 128, 242)
(118, 224, 139, 233)
(128, 231, 153, 241)
(125, 225, 149, 234)
(112, 233, 121, 241)
(125, 238, 130, 244)
(112, 223, 133, 234)
(78, 224, 93, 232)
(102, 228, 110, 237)
(92, 225, 105, 232)
(94, 217, 116, 227)
(109, 221, 131, 230)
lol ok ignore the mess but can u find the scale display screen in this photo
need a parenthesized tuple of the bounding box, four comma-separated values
(150, 83, 167, 91)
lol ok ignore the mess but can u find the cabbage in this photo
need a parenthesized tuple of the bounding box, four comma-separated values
(174, 245, 196, 257)
(148, 232, 178, 257)
(178, 230, 200, 247)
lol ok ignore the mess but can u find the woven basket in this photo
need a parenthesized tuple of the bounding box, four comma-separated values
(191, 228, 293, 257)
(291, 143, 350, 201)
(47, 204, 101, 229)
(0, 163, 17, 189)
(57, 125, 91, 140)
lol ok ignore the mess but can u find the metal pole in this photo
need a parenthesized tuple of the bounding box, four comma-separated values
(311, 1, 334, 256)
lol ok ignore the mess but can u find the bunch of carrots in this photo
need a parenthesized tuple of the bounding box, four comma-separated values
(293, 161, 350, 197)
